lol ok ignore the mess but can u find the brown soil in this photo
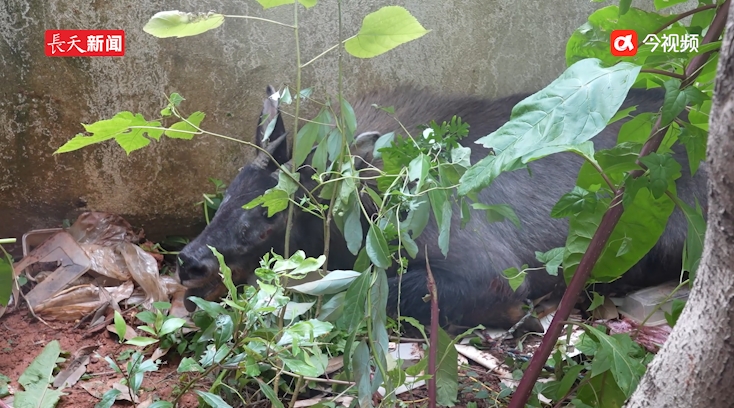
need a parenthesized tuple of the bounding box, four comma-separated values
(0, 305, 519, 407)
(0, 308, 200, 408)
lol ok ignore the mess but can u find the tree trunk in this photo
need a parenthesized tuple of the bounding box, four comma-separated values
(625, 6, 734, 407)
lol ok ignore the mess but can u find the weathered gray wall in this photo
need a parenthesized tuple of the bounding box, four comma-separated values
(0, 0, 679, 254)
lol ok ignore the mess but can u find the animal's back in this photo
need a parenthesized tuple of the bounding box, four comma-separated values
(348, 86, 707, 330)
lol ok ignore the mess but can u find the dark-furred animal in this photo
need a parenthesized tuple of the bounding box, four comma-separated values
(177, 85, 708, 332)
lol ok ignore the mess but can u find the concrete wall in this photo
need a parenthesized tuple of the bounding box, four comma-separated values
(0, 0, 681, 254)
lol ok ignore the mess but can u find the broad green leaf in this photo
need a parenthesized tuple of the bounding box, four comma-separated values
(607, 105, 636, 125)
(551, 186, 598, 218)
(678, 198, 706, 281)
(194, 390, 234, 408)
(281, 355, 326, 377)
(187, 297, 228, 317)
(95, 389, 121, 408)
(535, 247, 564, 276)
(164, 111, 205, 139)
(665, 298, 686, 326)
(459, 59, 640, 196)
(256, 0, 317, 10)
(639, 153, 682, 199)
(113, 310, 127, 342)
(159, 317, 186, 336)
(340, 97, 357, 142)
(576, 371, 627, 408)
(353, 340, 373, 408)
(471, 203, 521, 228)
(688, 100, 711, 131)
(619, 0, 632, 15)
(502, 267, 526, 292)
(148, 402, 174, 408)
(126, 337, 159, 347)
(338, 269, 370, 332)
(370, 269, 389, 394)
(243, 188, 290, 216)
(345, 6, 430, 59)
(366, 225, 391, 269)
(618, 112, 656, 144)
(0, 251, 12, 307)
(678, 122, 708, 175)
(428, 188, 452, 257)
(255, 379, 285, 408)
(317, 292, 346, 322)
(143, 11, 224, 38)
(344, 195, 363, 255)
(581, 325, 646, 397)
(15, 341, 65, 408)
(279, 301, 315, 319)
(563, 183, 675, 283)
(408, 154, 430, 192)
(435, 328, 459, 406)
(556, 364, 586, 400)
(373, 132, 395, 159)
(177, 357, 204, 373)
(212, 314, 234, 348)
(55, 112, 163, 155)
(291, 255, 326, 275)
(587, 292, 605, 311)
(295, 109, 330, 167)
(660, 79, 686, 126)
(288, 270, 361, 295)
(400, 231, 419, 258)
(565, 6, 675, 67)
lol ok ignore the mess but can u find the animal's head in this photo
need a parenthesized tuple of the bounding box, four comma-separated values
(177, 85, 298, 310)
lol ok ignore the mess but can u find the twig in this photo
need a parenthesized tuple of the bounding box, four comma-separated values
(640, 69, 686, 80)
(425, 247, 438, 408)
(652, 3, 718, 35)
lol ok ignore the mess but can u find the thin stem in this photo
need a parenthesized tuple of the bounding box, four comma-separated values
(0, 238, 15, 244)
(640, 68, 686, 80)
(300, 35, 356, 68)
(284, 1, 303, 259)
(222, 15, 295, 29)
(652, 3, 718, 35)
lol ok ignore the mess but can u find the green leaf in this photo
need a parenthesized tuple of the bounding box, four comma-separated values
(619, 0, 632, 15)
(164, 111, 205, 139)
(471, 203, 521, 228)
(148, 402, 174, 408)
(408, 154, 430, 192)
(55, 112, 163, 155)
(688, 100, 711, 131)
(654, 0, 689, 10)
(294, 109, 330, 167)
(344, 6, 430, 59)
(95, 388, 121, 408)
(428, 188, 452, 257)
(660, 79, 686, 126)
(502, 267, 526, 292)
(256, 0, 317, 9)
(639, 153, 682, 199)
(366, 225, 391, 269)
(607, 105, 636, 125)
(126, 337, 159, 347)
(373, 132, 395, 159)
(616, 236, 633, 257)
(288, 270, 361, 295)
(159, 317, 187, 336)
(678, 122, 708, 175)
(678, 198, 706, 281)
(435, 328, 459, 406)
(113, 311, 127, 342)
(535, 247, 564, 276)
(208, 246, 237, 297)
(344, 195, 363, 255)
(459, 59, 641, 196)
(665, 299, 686, 326)
(587, 292, 605, 312)
(0, 249, 12, 307)
(353, 340, 373, 408)
(243, 188, 290, 216)
(339, 270, 371, 332)
(177, 357, 204, 373)
(580, 325, 646, 398)
(556, 364, 586, 400)
(16, 340, 64, 408)
(551, 186, 597, 218)
(255, 379, 285, 408)
(317, 292, 346, 322)
(143, 11, 224, 38)
(194, 390, 234, 408)
(340, 97, 357, 142)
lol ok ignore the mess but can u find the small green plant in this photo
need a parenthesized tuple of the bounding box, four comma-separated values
(199, 178, 227, 225)
(102, 350, 162, 405)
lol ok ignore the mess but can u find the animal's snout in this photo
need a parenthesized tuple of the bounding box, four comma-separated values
(177, 245, 220, 286)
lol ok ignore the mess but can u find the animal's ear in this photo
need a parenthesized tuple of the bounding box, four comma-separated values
(351, 131, 382, 169)
(253, 85, 290, 170)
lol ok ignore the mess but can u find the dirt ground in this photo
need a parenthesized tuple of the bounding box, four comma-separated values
(0, 306, 514, 408)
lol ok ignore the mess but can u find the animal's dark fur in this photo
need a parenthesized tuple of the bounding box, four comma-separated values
(177, 85, 708, 332)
